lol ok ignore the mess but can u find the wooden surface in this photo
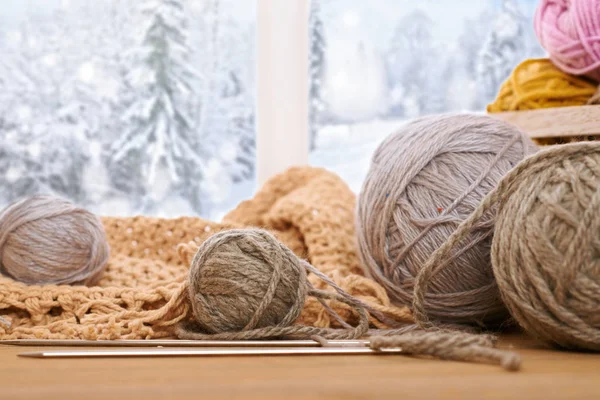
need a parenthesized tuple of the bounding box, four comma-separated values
(0, 334, 598, 400)
(490, 105, 600, 138)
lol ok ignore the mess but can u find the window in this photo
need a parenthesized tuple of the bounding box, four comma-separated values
(308, 0, 544, 192)
(0, 0, 256, 220)
(0, 0, 545, 219)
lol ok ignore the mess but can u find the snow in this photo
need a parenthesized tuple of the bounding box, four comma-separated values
(42, 53, 58, 67)
(27, 143, 41, 158)
(77, 62, 95, 83)
(16, 106, 32, 121)
(5, 166, 21, 183)
(341, 10, 361, 28)
(5, 30, 22, 46)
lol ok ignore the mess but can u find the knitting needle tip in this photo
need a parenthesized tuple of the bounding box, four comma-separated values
(18, 352, 44, 358)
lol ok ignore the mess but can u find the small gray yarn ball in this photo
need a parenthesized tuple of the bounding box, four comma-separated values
(356, 114, 538, 327)
(187, 229, 309, 334)
(0, 194, 110, 285)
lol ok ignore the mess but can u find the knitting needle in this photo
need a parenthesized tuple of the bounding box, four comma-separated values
(19, 346, 400, 358)
(0, 339, 370, 348)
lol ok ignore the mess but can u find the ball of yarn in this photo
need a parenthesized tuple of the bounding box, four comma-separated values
(492, 142, 600, 350)
(0, 195, 110, 285)
(187, 229, 309, 334)
(534, 0, 600, 81)
(487, 58, 598, 113)
(356, 114, 538, 327)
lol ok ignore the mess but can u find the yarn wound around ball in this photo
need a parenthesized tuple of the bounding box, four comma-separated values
(487, 58, 598, 113)
(0, 194, 110, 285)
(415, 142, 600, 351)
(356, 114, 538, 327)
(175, 228, 521, 370)
(534, 0, 600, 81)
(176, 228, 370, 340)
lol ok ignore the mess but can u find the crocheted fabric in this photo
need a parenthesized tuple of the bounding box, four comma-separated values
(0, 167, 412, 339)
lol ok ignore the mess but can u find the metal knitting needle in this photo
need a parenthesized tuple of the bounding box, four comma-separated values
(19, 346, 401, 359)
(0, 339, 370, 348)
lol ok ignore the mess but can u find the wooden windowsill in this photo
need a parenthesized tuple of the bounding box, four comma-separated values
(489, 105, 600, 139)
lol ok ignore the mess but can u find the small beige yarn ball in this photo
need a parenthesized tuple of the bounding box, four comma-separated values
(187, 229, 309, 334)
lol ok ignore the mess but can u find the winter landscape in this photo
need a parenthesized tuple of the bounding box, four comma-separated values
(0, 0, 544, 220)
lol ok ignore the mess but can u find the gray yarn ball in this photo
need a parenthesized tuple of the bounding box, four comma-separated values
(356, 114, 538, 327)
(187, 229, 309, 334)
(0, 194, 110, 285)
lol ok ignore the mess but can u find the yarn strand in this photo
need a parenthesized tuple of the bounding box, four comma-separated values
(302, 260, 408, 329)
(369, 331, 521, 371)
(176, 286, 370, 340)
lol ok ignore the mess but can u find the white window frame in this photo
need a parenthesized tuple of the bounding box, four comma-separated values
(256, 0, 310, 186)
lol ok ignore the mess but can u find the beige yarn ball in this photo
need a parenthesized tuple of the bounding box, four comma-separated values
(0, 194, 110, 285)
(492, 142, 600, 351)
(356, 114, 538, 327)
(187, 229, 309, 334)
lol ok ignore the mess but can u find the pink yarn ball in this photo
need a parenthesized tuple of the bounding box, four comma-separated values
(534, 0, 600, 81)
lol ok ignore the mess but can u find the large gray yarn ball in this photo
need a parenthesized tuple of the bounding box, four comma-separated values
(356, 114, 538, 327)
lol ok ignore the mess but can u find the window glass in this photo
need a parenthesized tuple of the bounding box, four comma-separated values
(309, 0, 544, 192)
(0, 0, 256, 220)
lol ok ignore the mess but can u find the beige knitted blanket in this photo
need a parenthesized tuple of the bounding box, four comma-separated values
(0, 167, 412, 339)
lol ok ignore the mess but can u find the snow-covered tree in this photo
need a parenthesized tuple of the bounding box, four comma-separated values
(108, 0, 204, 214)
(0, 9, 103, 204)
(477, 0, 534, 104)
(0, 0, 261, 217)
(215, 69, 255, 184)
(0, 126, 89, 204)
(386, 10, 439, 117)
(449, 10, 494, 110)
(37, 133, 91, 203)
(218, 22, 256, 185)
(0, 126, 37, 204)
(189, 0, 256, 203)
(459, 11, 494, 81)
(309, 1, 326, 151)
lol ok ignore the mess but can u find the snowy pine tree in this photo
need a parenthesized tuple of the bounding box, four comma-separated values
(309, 1, 326, 151)
(477, 0, 536, 105)
(458, 10, 494, 81)
(0, 126, 39, 203)
(0, 8, 101, 205)
(37, 133, 90, 203)
(450, 10, 495, 110)
(386, 10, 438, 117)
(190, 0, 256, 199)
(219, 69, 255, 184)
(108, 0, 203, 213)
